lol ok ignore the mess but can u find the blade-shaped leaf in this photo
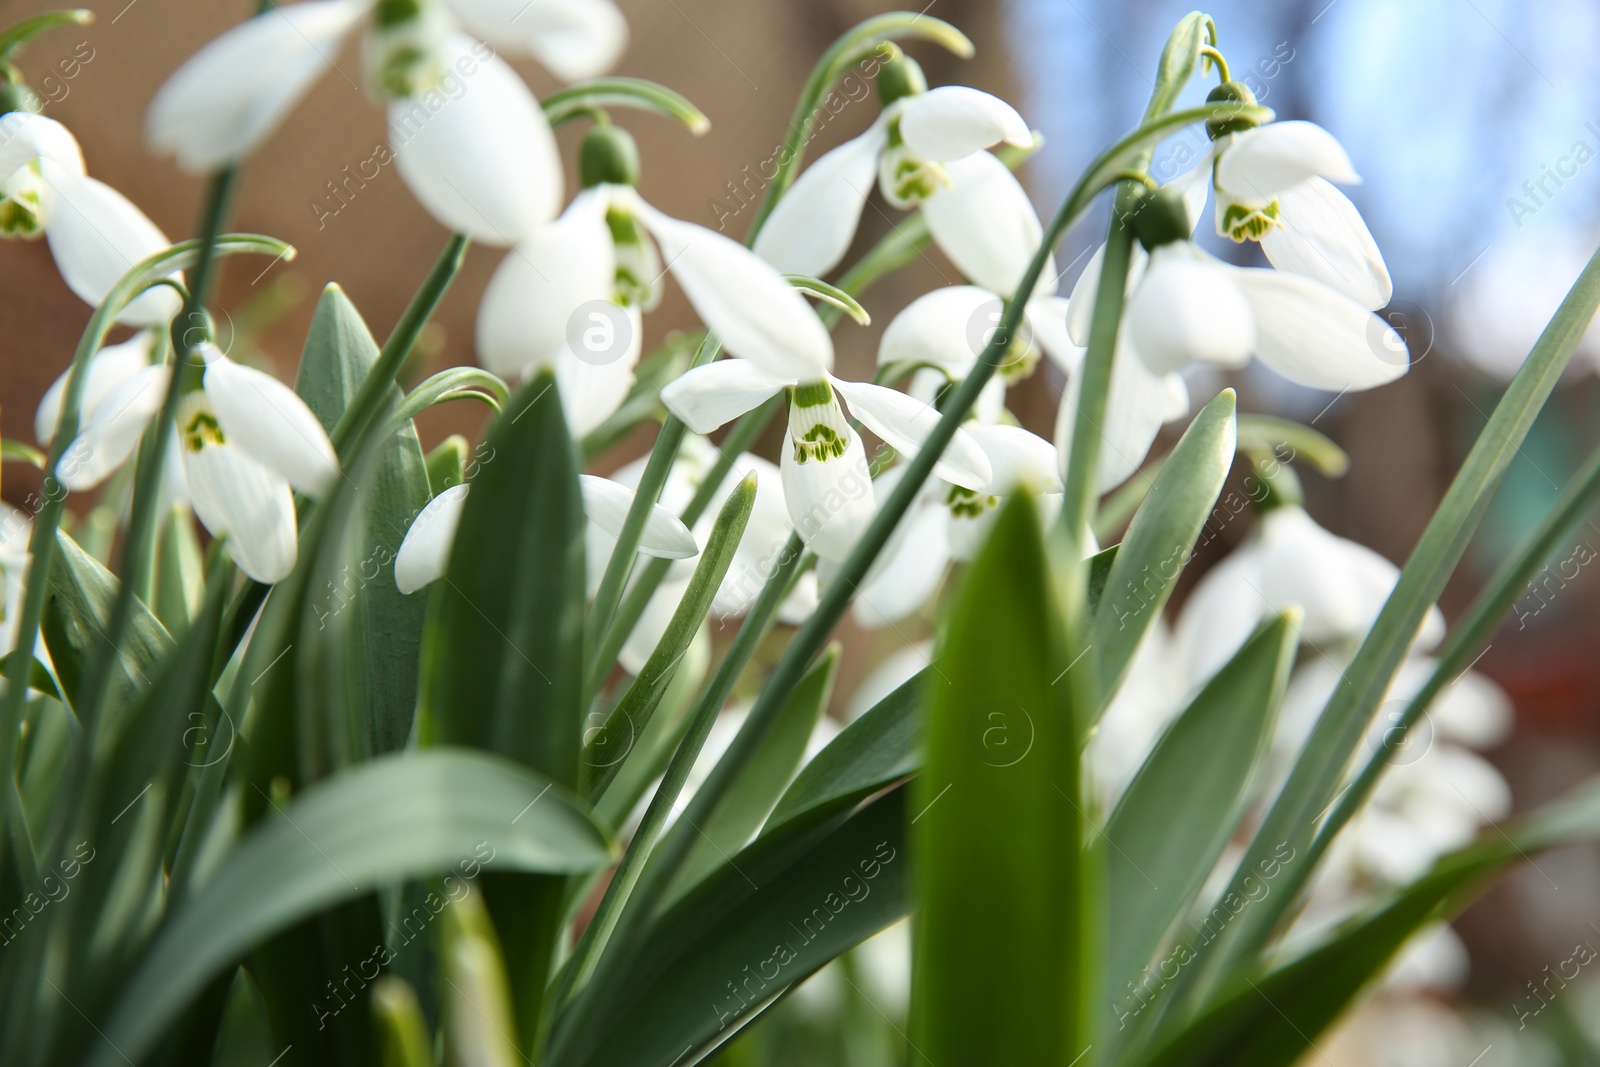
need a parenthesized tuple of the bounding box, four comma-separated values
(765, 667, 923, 835)
(666, 645, 838, 903)
(295, 284, 433, 757)
(1101, 612, 1297, 1040)
(912, 492, 1087, 1065)
(87, 749, 613, 1067)
(1092, 389, 1236, 705)
(558, 785, 910, 1067)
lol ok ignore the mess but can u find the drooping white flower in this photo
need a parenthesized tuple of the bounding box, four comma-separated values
(146, 0, 620, 243)
(478, 131, 835, 435)
(1207, 118, 1392, 310)
(1173, 503, 1446, 690)
(661, 363, 991, 564)
(35, 331, 161, 447)
(754, 55, 1037, 288)
(58, 344, 339, 584)
(0, 114, 181, 325)
(393, 473, 697, 596)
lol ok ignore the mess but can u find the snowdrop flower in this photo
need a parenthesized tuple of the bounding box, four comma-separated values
(394, 473, 697, 596)
(0, 113, 180, 325)
(754, 54, 1040, 293)
(1173, 502, 1445, 689)
(35, 331, 161, 447)
(590, 437, 809, 672)
(1200, 86, 1391, 310)
(662, 363, 991, 564)
(146, 0, 622, 243)
(853, 423, 1058, 627)
(58, 344, 339, 584)
(478, 125, 836, 436)
(0, 504, 32, 655)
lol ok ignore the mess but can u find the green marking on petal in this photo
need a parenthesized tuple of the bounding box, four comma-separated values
(1220, 199, 1281, 242)
(182, 410, 226, 452)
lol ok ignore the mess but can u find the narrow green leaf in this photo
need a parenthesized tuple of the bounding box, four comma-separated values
(666, 645, 838, 902)
(40, 530, 172, 719)
(425, 433, 469, 495)
(1086, 543, 1119, 615)
(559, 785, 909, 1067)
(1092, 390, 1236, 704)
(765, 667, 922, 834)
(88, 749, 613, 1067)
(912, 493, 1086, 1065)
(151, 504, 204, 640)
(295, 284, 434, 757)
(1101, 612, 1297, 1038)
(1147, 12, 1209, 121)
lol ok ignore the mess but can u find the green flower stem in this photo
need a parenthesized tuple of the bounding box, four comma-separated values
(329, 232, 470, 459)
(0, 8, 92, 61)
(551, 94, 1249, 1064)
(1298, 434, 1600, 932)
(542, 76, 710, 134)
(386, 366, 510, 429)
(582, 334, 722, 702)
(1168, 241, 1600, 1022)
(0, 231, 288, 888)
(589, 393, 782, 683)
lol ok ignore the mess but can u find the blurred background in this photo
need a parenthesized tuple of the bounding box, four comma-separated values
(4, 0, 1600, 1062)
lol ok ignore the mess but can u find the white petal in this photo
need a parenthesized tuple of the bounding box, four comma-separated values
(877, 284, 998, 376)
(183, 441, 299, 584)
(36, 332, 157, 445)
(147, 0, 368, 171)
(396, 483, 470, 593)
(476, 190, 616, 378)
(631, 198, 833, 379)
(57, 364, 171, 491)
(897, 86, 1032, 163)
(1261, 176, 1392, 310)
(1126, 244, 1255, 374)
(389, 33, 562, 244)
(1257, 506, 1394, 644)
(0, 113, 83, 181)
(1066, 241, 1146, 346)
(854, 497, 950, 628)
(555, 323, 640, 438)
(204, 356, 340, 498)
(659, 358, 790, 434)
(829, 377, 991, 490)
(1230, 266, 1407, 390)
(923, 151, 1053, 299)
(579, 475, 698, 559)
(779, 429, 875, 563)
(618, 578, 689, 674)
(41, 167, 181, 325)
(448, 0, 627, 80)
(965, 423, 1060, 495)
(1168, 152, 1215, 234)
(753, 123, 884, 277)
(713, 455, 794, 617)
(1023, 295, 1078, 374)
(1215, 121, 1360, 200)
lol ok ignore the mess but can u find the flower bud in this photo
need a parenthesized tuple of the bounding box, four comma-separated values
(580, 124, 640, 188)
(876, 54, 927, 107)
(1206, 80, 1260, 140)
(1127, 184, 1190, 251)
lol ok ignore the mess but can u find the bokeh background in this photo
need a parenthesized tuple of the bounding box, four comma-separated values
(4, 0, 1600, 1061)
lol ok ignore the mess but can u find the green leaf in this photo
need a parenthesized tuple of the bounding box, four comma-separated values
(1086, 543, 1118, 615)
(417, 371, 586, 1047)
(88, 749, 613, 1067)
(556, 785, 910, 1067)
(40, 530, 173, 720)
(765, 667, 922, 834)
(1101, 612, 1297, 1039)
(151, 504, 204, 640)
(666, 645, 838, 902)
(1135, 776, 1600, 1067)
(295, 283, 434, 756)
(1147, 12, 1210, 121)
(1092, 390, 1236, 705)
(912, 493, 1087, 1065)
